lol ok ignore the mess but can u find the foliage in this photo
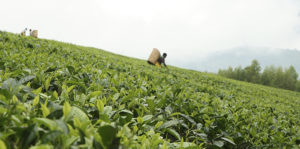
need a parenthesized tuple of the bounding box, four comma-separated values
(219, 60, 300, 92)
(244, 60, 261, 83)
(0, 31, 300, 148)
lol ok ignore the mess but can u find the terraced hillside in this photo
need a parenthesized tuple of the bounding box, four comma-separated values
(0, 31, 299, 149)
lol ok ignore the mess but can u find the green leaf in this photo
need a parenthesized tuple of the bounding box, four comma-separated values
(221, 137, 236, 145)
(88, 91, 102, 98)
(98, 125, 117, 148)
(63, 101, 71, 117)
(250, 128, 256, 136)
(29, 145, 53, 149)
(35, 118, 58, 130)
(0, 139, 6, 149)
(55, 120, 69, 134)
(73, 117, 82, 128)
(146, 98, 155, 112)
(0, 94, 8, 105)
(45, 66, 58, 73)
(142, 115, 153, 122)
(96, 100, 104, 112)
(137, 117, 143, 124)
(33, 95, 39, 106)
(118, 110, 133, 125)
(179, 113, 196, 125)
(159, 120, 181, 129)
(19, 75, 35, 84)
(53, 91, 58, 99)
(0, 107, 7, 114)
(65, 136, 78, 148)
(155, 121, 163, 129)
(41, 102, 50, 117)
(45, 77, 51, 91)
(33, 87, 42, 95)
(172, 142, 197, 148)
(113, 93, 120, 101)
(69, 106, 89, 122)
(67, 66, 75, 74)
(166, 128, 181, 141)
(162, 141, 167, 149)
(213, 140, 224, 147)
(12, 95, 18, 103)
(67, 85, 76, 93)
(171, 112, 196, 125)
(103, 106, 113, 115)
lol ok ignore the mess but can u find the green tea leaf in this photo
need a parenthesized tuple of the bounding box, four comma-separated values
(0, 139, 6, 149)
(137, 117, 143, 124)
(98, 125, 117, 148)
(69, 106, 89, 122)
(88, 91, 102, 98)
(159, 120, 181, 129)
(45, 77, 51, 91)
(113, 93, 120, 101)
(166, 128, 181, 141)
(65, 136, 78, 148)
(142, 115, 153, 122)
(53, 91, 58, 99)
(33, 95, 39, 106)
(221, 137, 236, 145)
(155, 121, 163, 129)
(29, 145, 53, 149)
(33, 87, 42, 95)
(118, 110, 133, 125)
(0, 107, 7, 114)
(35, 118, 58, 130)
(67, 85, 76, 93)
(213, 140, 224, 147)
(96, 100, 104, 112)
(63, 101, 71, 117)
(41, 102, 50, 117)
(12, 95, 18, 104)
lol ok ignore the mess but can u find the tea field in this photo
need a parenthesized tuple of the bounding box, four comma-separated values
(0, 31, 299, 149)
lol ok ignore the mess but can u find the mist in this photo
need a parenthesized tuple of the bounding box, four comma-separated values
(1, 0, 300, 71)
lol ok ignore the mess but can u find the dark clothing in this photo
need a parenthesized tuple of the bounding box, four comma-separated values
(157, 56, 167, 67)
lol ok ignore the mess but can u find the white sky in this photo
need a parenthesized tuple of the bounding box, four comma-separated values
(1, 0, 300, 69)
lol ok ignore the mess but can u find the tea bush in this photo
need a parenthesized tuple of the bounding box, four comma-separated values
(0, 31, 299, 149)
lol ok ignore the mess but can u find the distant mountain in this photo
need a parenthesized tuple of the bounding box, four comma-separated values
(192, 47, 300, 74)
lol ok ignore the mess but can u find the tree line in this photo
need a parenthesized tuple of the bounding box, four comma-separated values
(218, 60, 300, 92)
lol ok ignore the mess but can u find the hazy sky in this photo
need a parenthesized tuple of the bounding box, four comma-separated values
(1, 0, 300, 69)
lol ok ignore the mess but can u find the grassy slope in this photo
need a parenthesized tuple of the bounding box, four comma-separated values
(0, 31, 299, 148)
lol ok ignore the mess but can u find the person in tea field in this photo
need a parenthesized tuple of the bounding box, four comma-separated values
(21, 28, 27, 36)
(148, 53, 167, 67)
(156, 53, 167, 67)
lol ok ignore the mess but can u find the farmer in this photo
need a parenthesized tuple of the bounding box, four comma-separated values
(148, 53, 167, 67)
(21, 28, 27, 36)
(156, 53, 167, 67)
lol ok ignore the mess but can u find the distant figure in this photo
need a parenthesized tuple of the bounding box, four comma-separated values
(147, 48, 167, 67)
(156, 53, 167, 67)
(21, 28, 27, 36)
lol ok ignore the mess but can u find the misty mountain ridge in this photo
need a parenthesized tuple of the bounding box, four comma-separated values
(189, 47, 300, 74)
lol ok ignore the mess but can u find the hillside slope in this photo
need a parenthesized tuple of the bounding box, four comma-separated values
(0, 31, 299, 148)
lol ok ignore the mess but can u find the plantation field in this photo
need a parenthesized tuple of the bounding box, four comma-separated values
(0, 31, 299, 149)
